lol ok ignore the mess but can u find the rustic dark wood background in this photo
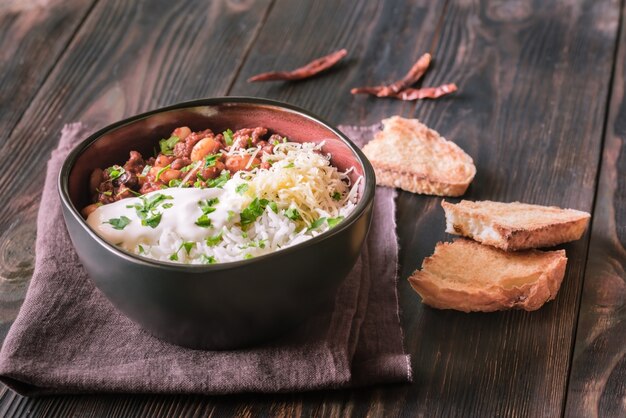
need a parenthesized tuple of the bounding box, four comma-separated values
(1, 0, 625, 416)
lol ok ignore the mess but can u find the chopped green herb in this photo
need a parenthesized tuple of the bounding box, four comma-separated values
(104, 215, 131, 230)
(285, 207, 302, 221)
(205, 232, 223, 247)
(194, 180, 203, 188)
(207, 171, 230, 188)
(240, 198, 270, 226)
(180, 164, 193, 173)
(332, 192, 342, 201)
(223, 129, 234, 146)
(169, 241, 195, 261)
(327, 216, 344, 228)
(138, 244, 145, 254)
(284, 162, 295, 168)
(98, 190, 113, 196)
(159, 135, 180, 155)
(181, 242, 195, 255)
(168, 179, 182, 188)
(235, 183, 249, 195)
(307, 217, 327, 232)
(195, 214, 212, 228)
(258, 239, 266, 249)
(268, 201, 278, 213)
(204, 154, 220, 168)
(227, 210, 236, 221)
(141, 165, 152, 176)
(143, 213, 162, 228)
(202, 255, 217, 264)
(242, 231, 248, 238)
(105, 165, 125, 181)
(244, 253, 253, 260)
(155, 164, 171, 182)
(198, 198, 219, 215)
(126, 193, 173, 228)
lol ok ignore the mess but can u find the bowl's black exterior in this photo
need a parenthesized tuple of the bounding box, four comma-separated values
(58, 97, 375, 350)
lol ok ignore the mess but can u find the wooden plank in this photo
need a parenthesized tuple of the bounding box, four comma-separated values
(0, 0, 97, 336)
(0, 0, 96, 142)
(564, 2, 626, 416)
(0, 0, 273, 338)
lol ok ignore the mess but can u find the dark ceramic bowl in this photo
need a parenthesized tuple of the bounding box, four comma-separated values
(58, 97, 375, 350)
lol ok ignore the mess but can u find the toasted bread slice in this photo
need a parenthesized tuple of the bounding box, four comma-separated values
(362, 116, 476, 196)
(442, 200, 590, 251)
(408, 239, 567, 312)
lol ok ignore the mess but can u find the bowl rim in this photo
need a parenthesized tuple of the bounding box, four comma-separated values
(58, 96, 376, 272)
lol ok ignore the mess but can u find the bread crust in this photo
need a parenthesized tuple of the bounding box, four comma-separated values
(408, 240, 568, 312)
(363, 116, 475, 196)
(442, 200, 590, 250)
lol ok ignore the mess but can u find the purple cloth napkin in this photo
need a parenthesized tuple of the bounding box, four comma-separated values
(0, 123, 411, 396)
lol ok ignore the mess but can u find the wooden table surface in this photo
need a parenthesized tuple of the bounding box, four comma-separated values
(1, 0, 625, 416)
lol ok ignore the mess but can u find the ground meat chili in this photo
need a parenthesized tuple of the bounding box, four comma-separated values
(81, 127, 282, 218)
(247, 49, 347, 82)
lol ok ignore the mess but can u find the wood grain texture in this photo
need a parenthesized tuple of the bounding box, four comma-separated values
(0, 0, 97, 338)
(565, 1, 626, 416)
(0, 0, 274, 338)
(0, 0, 96, 142)
(228, 0, 448, 125)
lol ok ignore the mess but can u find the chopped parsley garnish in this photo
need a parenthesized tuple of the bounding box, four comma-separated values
(285, 207, 302, 221)
(168, 179, 182, 188)
(205, 232, 223, 246)
(235, 183, 249, 195)
(202, 255, 217, 264)
(155, 164, 171, 182)
(169, 241, 195, 261)
(159, 135, 180, 155)
(284, 162, 295, 168)
(195, 198, 219, 228)
(138, 244, 145, 254)
(307, 217, 327, 232)
(244, 253, 253, 260)
(141, 165, 152, 176)
(126, 193, 173, 228)
(204, 154, 220, 168)
(195, 214, 212, 228)
(240, 198, 270, 226)
(268, 201, 278, 213)
(327, 216, 344, 228)
(105, 165, 125, 181)
(223, 129, 234, 146)
(227, 210, 236, 221)
(104, 215, 131, 230)
(207, 171, 230, 188)
(332, 192, 342, 201)
(180, 164, 193, 173)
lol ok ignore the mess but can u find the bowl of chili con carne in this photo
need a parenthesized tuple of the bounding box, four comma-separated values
(58, 97, 375, 350)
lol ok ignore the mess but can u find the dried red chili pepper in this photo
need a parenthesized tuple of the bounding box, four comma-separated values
(351, 53, 432, 97)
(247, 49, 348, 82)
(391, 83, 458, 100)
(350, 52, 457, 101)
